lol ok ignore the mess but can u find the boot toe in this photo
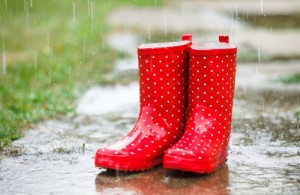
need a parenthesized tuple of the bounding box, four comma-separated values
(164, 148, 221, 173)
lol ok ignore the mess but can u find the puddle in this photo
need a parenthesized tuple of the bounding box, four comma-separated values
(107, 33, 139, 56)
(1, 83, 299, 194)
(105, 32, 139, 78)
(77, 82, 139, 115)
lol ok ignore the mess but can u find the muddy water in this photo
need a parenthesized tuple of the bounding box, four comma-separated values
(0, 85, 299, 194)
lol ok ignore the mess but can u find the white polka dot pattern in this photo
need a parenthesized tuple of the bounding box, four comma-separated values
(95, 41, 190, 171)
(164, 45, 237, 173)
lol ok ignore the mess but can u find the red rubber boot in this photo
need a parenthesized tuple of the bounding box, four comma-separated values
(164, 35, 237, 174)
(95, 35, 192, 171)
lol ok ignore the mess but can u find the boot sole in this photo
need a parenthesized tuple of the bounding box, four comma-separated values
(95, 155, 163, 172)
(163, 155, 227, 174)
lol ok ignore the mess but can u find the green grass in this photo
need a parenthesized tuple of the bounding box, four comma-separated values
(279, 74, 300, 84)
(295, 110, 300, 119)
(0, 0, 163, 147)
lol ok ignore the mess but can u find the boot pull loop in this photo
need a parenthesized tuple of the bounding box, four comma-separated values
(182, 34, 192, 42)
(219, 35, 229, 44)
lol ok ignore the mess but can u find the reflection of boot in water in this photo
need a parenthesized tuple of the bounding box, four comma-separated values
(94, 35, 192, 171)
(95, 165, 229, 194)
(164, 165, 230, 195)
(164, 36, 237, 174)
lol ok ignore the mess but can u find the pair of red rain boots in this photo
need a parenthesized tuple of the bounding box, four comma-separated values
(95, 34, 237, 174)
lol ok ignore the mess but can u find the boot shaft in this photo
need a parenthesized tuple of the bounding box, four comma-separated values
(188, 36, 237, 126)
(137, 41, 191, 121)
(163, 36, 238, 174)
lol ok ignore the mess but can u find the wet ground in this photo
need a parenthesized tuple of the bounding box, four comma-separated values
(0, 85, 299, 194)
(1, 0, 300, 194)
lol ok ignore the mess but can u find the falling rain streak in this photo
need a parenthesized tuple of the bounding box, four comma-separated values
(25, 0, 29, 29)
(181, 2, 185, 19)
(181, 2, 186, 32)
(83, 35, 86, 53)
(148, 25, 151, 40)
(34, 52, 38, 80)
(260, 0, 264, 15)
(2, 52, 6, 74)
(230, 10, 233, 38)
(69, 66, 72, 82)
(48, 33, 52, 56)
(4, 0, 7, 12)
(89, 1, 95, 32)
(257, 43, 261, 63)
(235, 3, 238, 20)
(73, 2, 76, 24)
(49, 68, 52, 85)
(164, 17, 167, 36)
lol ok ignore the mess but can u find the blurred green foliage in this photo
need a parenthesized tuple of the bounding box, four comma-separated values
(0, 0, 163, 146)
(279, 74, 300, 84)
(239, 13, 300, 29)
